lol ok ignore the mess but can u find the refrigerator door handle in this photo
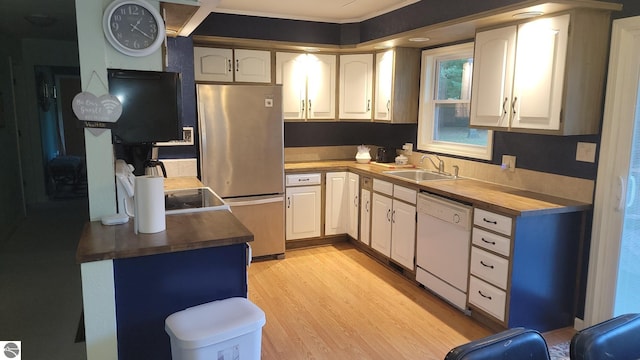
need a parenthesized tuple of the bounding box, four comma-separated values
(224, 196, 284, 207)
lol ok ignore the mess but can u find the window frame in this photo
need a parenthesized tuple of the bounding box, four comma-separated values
(417, 42, 493, 160)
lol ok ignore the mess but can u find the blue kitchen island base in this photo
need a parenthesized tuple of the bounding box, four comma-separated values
(114, 243, 248, 360)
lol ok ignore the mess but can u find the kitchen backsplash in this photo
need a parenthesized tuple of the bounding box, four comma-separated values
(285, 146, 594, 204)
(162, 158, 198, 178)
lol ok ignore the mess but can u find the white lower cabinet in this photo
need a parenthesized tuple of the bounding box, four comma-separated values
(346, 173, 360, 239)
(390, 199, 416, 269)
(370, 179, 417, 269)
(325, 172, 347, 235)
(371, 193, 393, 256)
(360, 188, 371, 245)
(285, 185, 321, 240)
(285, 173, 322, 240)
(325, 172, 359, 237)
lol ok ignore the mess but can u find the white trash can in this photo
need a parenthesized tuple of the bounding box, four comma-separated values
(165, 297, 266, 360)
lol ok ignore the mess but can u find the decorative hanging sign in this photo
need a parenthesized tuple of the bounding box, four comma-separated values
(72, 91, 122, 129)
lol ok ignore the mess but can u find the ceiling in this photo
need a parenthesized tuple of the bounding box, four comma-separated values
(213, 0, 419, 23)
(0, 0, 418, 42)
(0, 0, 78, 41)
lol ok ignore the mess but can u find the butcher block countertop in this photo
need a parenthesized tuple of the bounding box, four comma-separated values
(285, 160, 591, 217)
(77, 177, 253, 263)
(77, 210, 253, 263)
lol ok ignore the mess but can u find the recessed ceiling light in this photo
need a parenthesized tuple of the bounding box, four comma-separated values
(374, 44, 392, 50)
(409, 37, 430, 42)
(304, 47, 320, 53)
(512, 11, 544, 19)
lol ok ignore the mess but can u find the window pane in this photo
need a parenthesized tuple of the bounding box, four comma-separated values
(436, 58, 473, 101)
(434, 103, 488, 146)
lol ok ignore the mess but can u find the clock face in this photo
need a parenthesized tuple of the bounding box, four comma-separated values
(103, 0, 165, 57)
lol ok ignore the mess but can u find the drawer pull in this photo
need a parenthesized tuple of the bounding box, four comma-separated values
(480, 260, 495, 269)
(478, 290, 492, 300)
(481, 237, 496, 245)
(483, 218, 498, 225)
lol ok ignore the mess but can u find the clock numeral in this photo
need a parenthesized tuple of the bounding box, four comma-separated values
(127, 5, 140, 16)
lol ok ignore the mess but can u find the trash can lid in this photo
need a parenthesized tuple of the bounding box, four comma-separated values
(165, 297, 266, 350)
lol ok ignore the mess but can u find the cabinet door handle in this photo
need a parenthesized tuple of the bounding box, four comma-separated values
(236, 59, 239, 72)
(511, 96, 518, 117)
(478, 290, 492, 300)
(480, 260, 495, 269)
(481, 237, 496, 245)
(301, 100, 305, 112)
(501, 97, 508, 118)
(483, 218, 498, 225)
(387, 209, 391, 222)
(387, 100, 390, 112)
(308, 100, 312, 114)
(287, 196, 291, 208)
(366, 200, 369, 212)
(354, 195, 358, 207)
(227, 59, 232, 73)
(367, 99, 371, 112)
(391, 210, 396, 223)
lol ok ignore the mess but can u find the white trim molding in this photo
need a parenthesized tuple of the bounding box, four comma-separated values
(584, 15, 640, 327)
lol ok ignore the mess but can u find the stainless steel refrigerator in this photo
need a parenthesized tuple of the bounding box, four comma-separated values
(197, 84, 285, 258)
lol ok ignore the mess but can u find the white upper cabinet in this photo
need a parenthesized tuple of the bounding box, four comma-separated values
(194, 47, 271, 83)
(511, 15, 569, 131)
(470, 10, 611, 135)
(469, 26, 517, 128)
(276, 52, 336, 120)
(234, 49, 272, 83)
(375, 50, 394, 121)
(374, 48, 421, 123)
(194, 47, 234, 82)
(339, 54, 373, 120)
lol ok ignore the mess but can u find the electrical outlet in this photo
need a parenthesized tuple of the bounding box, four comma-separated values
(502, 155, 516, 172)
(576, 142, 597, 163)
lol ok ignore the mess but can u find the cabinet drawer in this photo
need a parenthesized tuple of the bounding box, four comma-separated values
(393, 185, 417, 204)
(470, 247, 509, 289)
(373, 179, 393, 196)
(472, 227, 511, 257)
(286, 173, 321, 186)
(469, 276, 506, 322)
(473, 208, 513, 236)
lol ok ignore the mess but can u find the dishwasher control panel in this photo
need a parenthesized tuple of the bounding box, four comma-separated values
(417, 192, 472, 230)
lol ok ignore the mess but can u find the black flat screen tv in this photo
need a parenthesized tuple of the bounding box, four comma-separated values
(108, 69, 182, 144)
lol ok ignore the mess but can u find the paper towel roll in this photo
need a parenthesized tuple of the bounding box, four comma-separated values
(134, 175, 166, 234)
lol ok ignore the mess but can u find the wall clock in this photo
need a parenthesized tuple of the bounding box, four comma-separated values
(103, 0, 166, 57)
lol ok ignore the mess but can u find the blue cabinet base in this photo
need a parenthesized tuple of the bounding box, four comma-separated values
(114, 243, 247, 360)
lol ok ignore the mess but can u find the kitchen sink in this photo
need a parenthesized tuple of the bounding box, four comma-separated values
(383, 169, 456, 182)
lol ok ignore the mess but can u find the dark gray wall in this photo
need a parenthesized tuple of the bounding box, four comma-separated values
(182, 0, 634, 180)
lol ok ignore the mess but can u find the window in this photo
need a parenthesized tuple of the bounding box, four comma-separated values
(417, 43, 493, 160)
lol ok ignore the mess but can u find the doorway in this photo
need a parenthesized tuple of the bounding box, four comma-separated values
(585, 15, 640, 326)
(35, 66, 86, 199)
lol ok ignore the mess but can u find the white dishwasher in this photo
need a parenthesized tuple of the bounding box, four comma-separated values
(416, 192, 472, 311)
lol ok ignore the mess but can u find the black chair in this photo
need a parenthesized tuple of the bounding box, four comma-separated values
(570, 313, 640, 360)
(444, 327, 551, 360)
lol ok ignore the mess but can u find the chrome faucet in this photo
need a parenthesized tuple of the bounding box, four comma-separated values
(420, 154, 445, 174)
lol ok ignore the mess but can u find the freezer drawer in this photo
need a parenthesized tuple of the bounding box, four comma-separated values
(225, 195, 285, 258)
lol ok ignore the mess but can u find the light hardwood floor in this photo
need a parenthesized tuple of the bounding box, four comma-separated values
(248, 243, 493, 359)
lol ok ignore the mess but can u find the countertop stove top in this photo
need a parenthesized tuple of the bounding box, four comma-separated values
(165, 187, 229, 214)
